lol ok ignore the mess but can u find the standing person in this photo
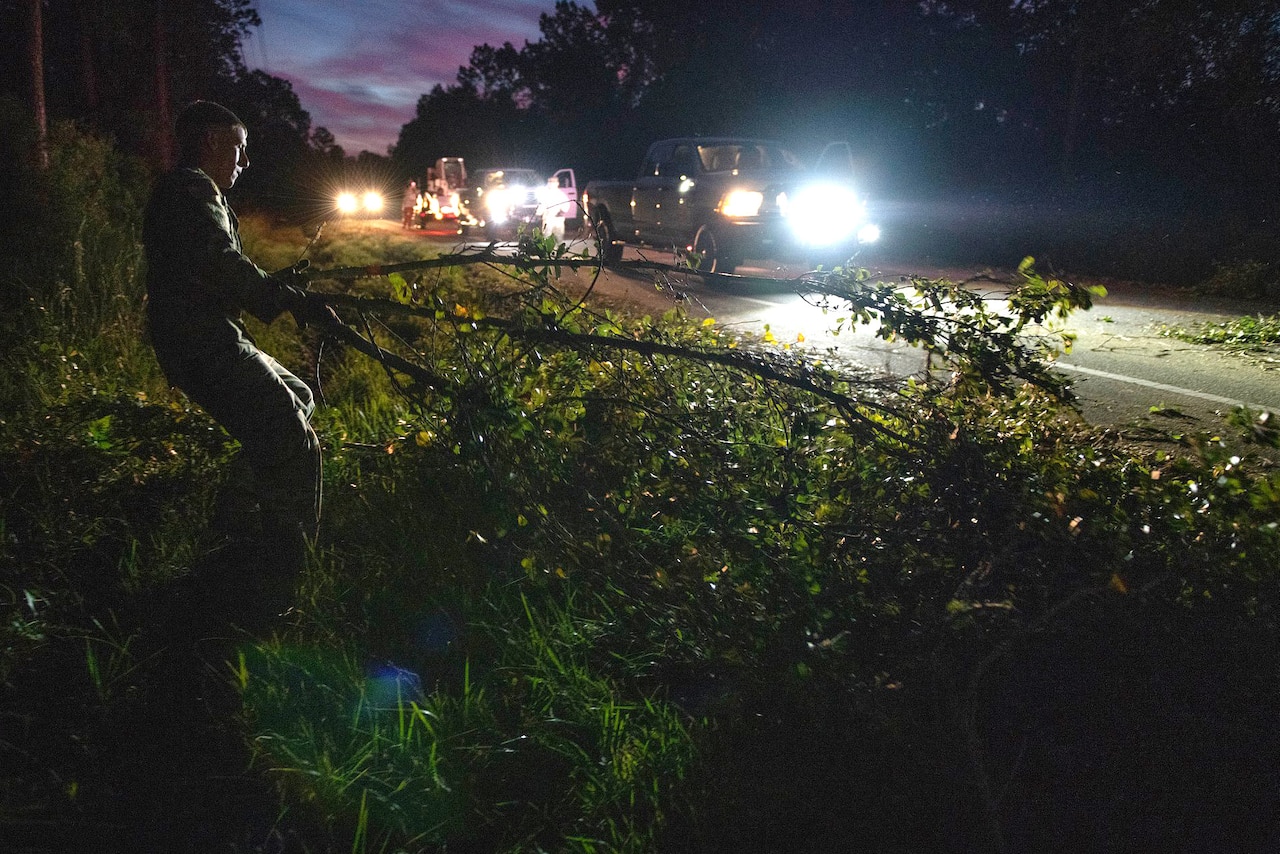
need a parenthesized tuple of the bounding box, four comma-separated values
(402, 179, 419, 229)
(142, 100, 337, 581)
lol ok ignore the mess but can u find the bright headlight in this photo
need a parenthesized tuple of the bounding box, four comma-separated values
(362, 191, 384, 213)
(720, 189, 764, 218)
(485, 187, 510, 214)
(786, 183, 866, 246)
(482, 187, 511, 224)
(336, 192, 359, 214)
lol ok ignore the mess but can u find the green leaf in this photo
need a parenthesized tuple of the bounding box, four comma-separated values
(389, 272, 412, 305)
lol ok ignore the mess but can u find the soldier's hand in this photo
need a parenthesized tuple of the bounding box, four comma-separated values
(292, 292, 342, 331)
(273, 259, 312, 287)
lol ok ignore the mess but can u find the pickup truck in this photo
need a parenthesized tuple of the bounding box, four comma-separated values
(581, 137, 879, 273)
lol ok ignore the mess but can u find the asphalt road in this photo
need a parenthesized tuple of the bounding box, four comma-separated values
(352, 219, 1280, 436)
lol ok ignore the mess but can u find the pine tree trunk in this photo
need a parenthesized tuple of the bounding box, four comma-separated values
(154, 0, 174, 169)
(77, 0, 99, 119)
(27, 0, 49, 170)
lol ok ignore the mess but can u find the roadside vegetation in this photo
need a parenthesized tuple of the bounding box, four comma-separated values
(1163, 313, 1280, 354)
(5, 127, 1280, 854)
(1198, 259, 1280, 301)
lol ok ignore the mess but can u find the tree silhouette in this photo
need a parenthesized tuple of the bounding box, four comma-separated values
(1, 0, 315, 178)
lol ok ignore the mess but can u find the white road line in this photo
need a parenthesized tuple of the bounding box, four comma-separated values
(1056, 362, 1277, 412)
(736, 296, 783, 308)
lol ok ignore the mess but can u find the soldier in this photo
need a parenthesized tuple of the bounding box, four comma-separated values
(143, 100, 338, 580)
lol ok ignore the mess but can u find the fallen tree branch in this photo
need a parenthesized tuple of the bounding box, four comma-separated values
(309, 249, 760, 287)
(318, 311, 451, 393)
(309, 294, 918, 448)
(302, 249, 1089, 451)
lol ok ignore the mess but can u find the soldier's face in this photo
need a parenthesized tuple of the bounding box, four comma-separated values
(200, 124, 250, 189)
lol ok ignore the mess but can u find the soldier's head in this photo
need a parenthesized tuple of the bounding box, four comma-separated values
(175, 100, 249, 190)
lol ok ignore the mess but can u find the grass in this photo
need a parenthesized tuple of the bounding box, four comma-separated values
(0, 184, 705, 849)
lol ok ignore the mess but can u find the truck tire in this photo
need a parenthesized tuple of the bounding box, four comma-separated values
(595, 215, 624, 266)
(692, 225, 740, 274)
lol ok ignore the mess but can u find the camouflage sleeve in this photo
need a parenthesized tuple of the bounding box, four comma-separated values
(179, 172, 305, 323)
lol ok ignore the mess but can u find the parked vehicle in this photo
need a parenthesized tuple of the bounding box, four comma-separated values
(334, 188, 385, 218)
(582, 138, 880, 272)
(411, 157, 468, 226)
(458, 167, 580, 239)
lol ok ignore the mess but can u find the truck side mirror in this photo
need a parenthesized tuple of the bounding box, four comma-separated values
(816, 142, 854, 177)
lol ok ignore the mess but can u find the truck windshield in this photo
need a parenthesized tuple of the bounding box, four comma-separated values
(441, 160, 466, 190)
(697, 144, 802, 174)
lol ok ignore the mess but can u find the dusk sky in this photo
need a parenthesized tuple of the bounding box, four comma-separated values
(244, 0, 555, 156)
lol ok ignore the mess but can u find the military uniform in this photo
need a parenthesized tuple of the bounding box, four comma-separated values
(143, 167, 321, 543)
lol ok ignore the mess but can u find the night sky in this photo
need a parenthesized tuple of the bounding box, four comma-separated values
(246, 0, 552, 156)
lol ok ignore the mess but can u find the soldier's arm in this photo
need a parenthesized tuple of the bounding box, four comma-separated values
(182, 174, 305, 323)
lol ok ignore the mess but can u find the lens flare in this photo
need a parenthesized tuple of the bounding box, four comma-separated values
(786, 183, 867, 246)
(335, 191, 359, 214)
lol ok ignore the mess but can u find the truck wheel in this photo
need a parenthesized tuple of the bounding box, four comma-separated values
(692, 225, 739, 274)
(595, 216, 624, 266)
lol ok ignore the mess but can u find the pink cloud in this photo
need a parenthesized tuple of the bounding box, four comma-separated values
(281, 75, 413, 156)
(250, 0, 551, 154)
